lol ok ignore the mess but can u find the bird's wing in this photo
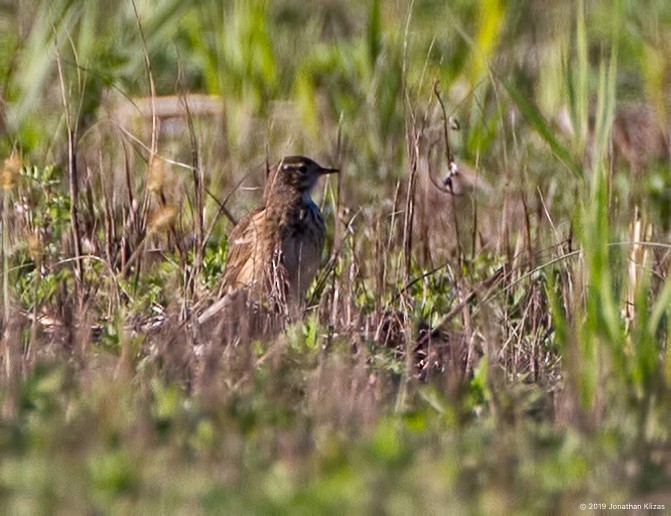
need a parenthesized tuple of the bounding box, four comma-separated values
(220, 207, 266, 293)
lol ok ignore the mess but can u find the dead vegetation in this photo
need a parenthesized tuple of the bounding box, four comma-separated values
(1, 1, 671, 511)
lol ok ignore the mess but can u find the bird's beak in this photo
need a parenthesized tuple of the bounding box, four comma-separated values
(318, 165, 339, 175)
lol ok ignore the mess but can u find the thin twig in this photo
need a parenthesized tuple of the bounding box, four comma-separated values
(55, 32, 84, 298)
(131, 0, 158, 284)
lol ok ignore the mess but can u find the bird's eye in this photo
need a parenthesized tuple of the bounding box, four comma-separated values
(298, 165, 307, 174)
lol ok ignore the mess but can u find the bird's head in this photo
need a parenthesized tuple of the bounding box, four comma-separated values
(269, 156, 339, 195)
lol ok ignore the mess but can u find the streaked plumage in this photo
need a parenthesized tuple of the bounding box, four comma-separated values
(205, 156, 337, 320)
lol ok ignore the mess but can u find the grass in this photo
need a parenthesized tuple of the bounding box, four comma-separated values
(1, 0, 671, 513)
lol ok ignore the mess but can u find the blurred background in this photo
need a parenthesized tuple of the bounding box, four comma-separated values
(2, 0, 670, 252)
(1, 0, 671, 513)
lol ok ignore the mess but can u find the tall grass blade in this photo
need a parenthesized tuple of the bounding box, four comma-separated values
(505, 82, 581, 178)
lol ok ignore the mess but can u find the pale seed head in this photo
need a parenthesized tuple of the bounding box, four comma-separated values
(27, 232, 42, 260)
(148, 205, 177, 233)
(147, 155, 166, 193)
(2, 153, 21, 191)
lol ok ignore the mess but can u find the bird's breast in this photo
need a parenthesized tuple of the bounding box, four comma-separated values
(281, 201, 325, 299)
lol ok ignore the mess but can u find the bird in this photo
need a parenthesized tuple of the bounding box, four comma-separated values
(198, 156, 338, 326)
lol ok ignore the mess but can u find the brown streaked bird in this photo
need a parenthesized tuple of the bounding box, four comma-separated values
(199, 156, 338, 324)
